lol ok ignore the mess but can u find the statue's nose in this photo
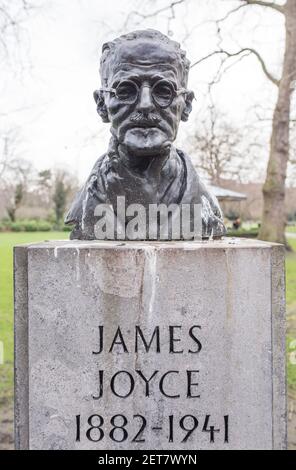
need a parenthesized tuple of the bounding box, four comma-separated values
(137, 85, 154, 113)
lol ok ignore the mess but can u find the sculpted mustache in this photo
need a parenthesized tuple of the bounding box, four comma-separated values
(130, 112, 161, 125)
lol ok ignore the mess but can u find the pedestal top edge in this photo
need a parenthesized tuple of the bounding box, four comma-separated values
(13, 237, 284, 251)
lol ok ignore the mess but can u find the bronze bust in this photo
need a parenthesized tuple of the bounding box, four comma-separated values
(65, 29, 226, 240)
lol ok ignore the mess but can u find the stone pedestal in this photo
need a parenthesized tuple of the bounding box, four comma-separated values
(14, 239, 286, 450)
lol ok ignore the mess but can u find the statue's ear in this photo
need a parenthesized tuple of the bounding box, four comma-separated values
(93, 89, 110, 123)
(181, 90, 195, 122)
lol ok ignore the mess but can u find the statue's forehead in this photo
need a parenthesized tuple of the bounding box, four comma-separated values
(104, 40, 183, 84)
(112, 39, 181, 65)
(110, 64, 179, 83)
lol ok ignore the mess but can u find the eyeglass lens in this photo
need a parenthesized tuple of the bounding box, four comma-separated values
(115, 80, 175, 107)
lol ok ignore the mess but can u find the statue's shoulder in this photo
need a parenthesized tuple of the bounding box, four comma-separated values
(175, 147, 201, 195)
(64, 153, 108, 225)
(176, 147, 226, 237)
(176, 147, 220, 209)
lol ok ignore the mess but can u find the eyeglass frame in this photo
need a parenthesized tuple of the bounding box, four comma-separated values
(100, 78, 188, 109)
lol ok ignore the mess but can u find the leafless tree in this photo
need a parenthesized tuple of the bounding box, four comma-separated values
(0, 1, 41, 196)
(0, 127, 33, 220)
(186, 106, 261, 185)
(2, 156, 34, 221)
(0, 0, 37, 65)
(247, 0, 295, 244)
(0, 127, 24, 179)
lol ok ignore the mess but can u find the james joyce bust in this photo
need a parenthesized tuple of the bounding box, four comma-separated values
(65, 29, 226, 240)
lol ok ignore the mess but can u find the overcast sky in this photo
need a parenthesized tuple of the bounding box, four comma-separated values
(1, 0, 291, 183)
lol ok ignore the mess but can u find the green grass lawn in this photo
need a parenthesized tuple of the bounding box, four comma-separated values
(287, 226, 296, 233)
(287, 237, 296, 392)
(0, 232, 69, 403)
(287, 238, 296, 305)
(0, 232, 296, 403)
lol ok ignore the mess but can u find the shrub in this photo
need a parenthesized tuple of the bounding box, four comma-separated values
(8, 219, 52, 232)
(11, 222, 24, 232)
(0, 220, 12, 231)
(226, 227, 259, 238)
(23, 221, 38, 232)
(36, 221, 52, 232)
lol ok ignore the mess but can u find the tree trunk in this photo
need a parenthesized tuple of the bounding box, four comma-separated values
(259, 0, 296, 244)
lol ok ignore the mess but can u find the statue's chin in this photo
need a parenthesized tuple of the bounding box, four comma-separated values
(122, 128, 171, 156)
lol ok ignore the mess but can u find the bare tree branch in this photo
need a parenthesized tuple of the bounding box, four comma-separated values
(240, 0, 285, 14)
(0, 0, 38, 74)
(191, 47, 280, 86)
(187, 106, 259, 184)
(216, 3, 249, 23)
(123, 0, 186, 30)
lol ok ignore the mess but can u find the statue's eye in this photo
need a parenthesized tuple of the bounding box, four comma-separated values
(152, 80, 174, 107)
(116, 81, 138, 102)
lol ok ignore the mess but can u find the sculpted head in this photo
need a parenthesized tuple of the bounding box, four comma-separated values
(93, 29, 195, 158)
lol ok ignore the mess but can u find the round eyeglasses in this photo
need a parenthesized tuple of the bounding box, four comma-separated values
(100, 79, 187, 108)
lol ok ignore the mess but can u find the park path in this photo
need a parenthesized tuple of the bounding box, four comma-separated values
(287, 232, 296, 239)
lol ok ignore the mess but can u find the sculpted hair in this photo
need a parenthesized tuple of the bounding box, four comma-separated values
(99, 29, 191, 87)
